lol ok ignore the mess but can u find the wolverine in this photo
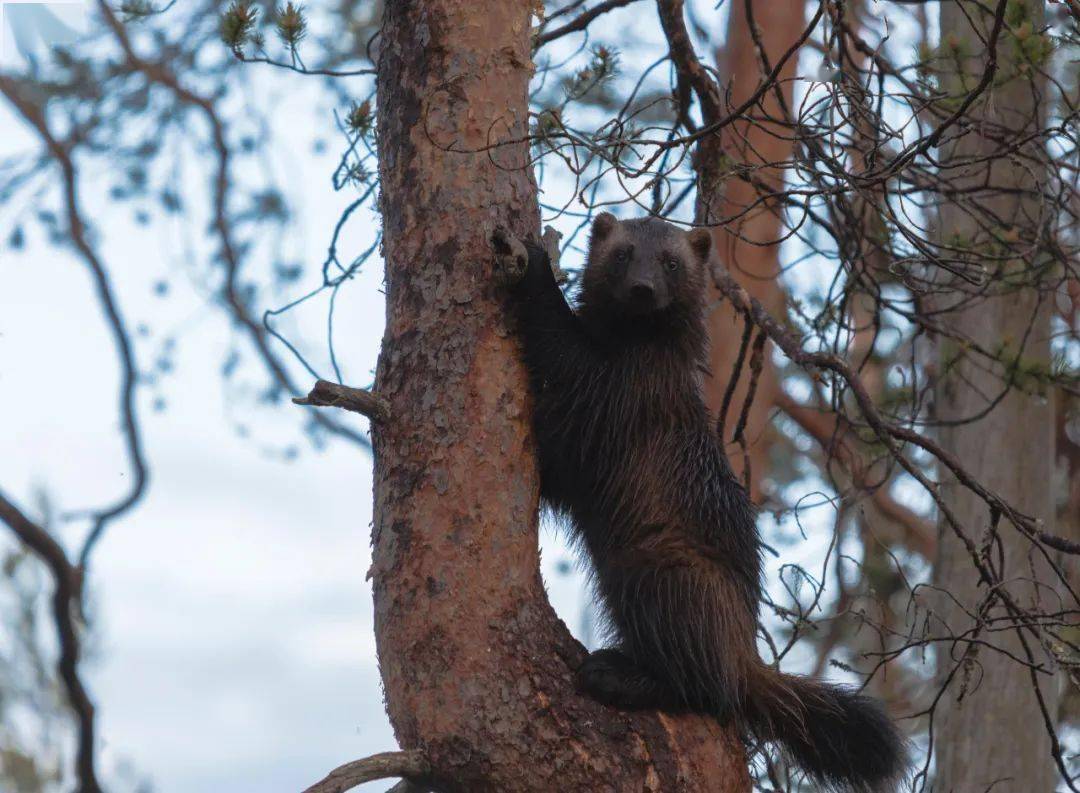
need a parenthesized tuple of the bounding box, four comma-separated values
(493, 213, 907, 792)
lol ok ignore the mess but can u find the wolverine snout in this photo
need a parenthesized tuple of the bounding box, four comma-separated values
(619, 260, 669, 313)
(627, 281, 657, 309)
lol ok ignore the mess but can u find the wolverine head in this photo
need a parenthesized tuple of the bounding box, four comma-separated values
(579, 213, 712, 321)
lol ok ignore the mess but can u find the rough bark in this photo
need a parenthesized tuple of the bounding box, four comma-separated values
(697, 0, 804, 503)
(371, 2, 748, 790)
(932, 2, 1059, 788)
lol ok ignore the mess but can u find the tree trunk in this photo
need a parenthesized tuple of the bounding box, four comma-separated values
(371, 2, 748, 790)
(932, 2, 1059, 787)
(697, 0, 804, 503)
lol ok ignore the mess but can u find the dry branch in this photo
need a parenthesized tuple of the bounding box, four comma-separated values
(303, 750, 431, 793)
(0, 72, 148, 568)
(292, 380, 391, 423)
(534, 0, 641, 48)
(656, 0, 723, 124)
(0, 491, 100, 793)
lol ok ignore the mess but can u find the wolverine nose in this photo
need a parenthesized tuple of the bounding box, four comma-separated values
(628, 282, 655, 306)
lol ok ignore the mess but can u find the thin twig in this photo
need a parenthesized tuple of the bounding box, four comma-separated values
(534, 0, 641, 48)
(716, 311, 754, 443)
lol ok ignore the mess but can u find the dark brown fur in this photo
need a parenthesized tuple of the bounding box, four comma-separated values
(498, 214, 908, 792)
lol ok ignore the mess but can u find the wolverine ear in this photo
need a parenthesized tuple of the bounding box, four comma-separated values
(590, 212, 617, 245)
(687, 227, 711, 262)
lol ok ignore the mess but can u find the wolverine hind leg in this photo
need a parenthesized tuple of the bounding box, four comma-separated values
(577, 648, 679, 711)
(599, 561, 754, 721)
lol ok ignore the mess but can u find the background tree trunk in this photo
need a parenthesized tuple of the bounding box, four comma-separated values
(932, 2, 1059, 787)
(697, 0, 804, 503)
(371, 2, 748, 790)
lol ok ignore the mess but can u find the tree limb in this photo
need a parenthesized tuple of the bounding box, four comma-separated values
(0, 490, 101, 793)
(655, 0, 723, 125)
(534, 0, 640, 48)
(0, 73, 148, 568)
(303, 750, 431, 793)
(292, 380, 391, 423)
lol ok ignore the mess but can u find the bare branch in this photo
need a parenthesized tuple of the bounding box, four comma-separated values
(302, 750, 431, 793)
(292, 380, 391, 423)
(0, 73, 148, 569)
(228, 52, 375, 77)
(534, 0, 641, 48)
(655, 0, 723, 124)
(0, 490, 101, 793)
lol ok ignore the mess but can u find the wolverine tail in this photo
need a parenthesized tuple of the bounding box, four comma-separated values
(744, 665, 908, 792)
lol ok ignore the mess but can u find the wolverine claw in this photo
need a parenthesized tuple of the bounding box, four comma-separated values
(491, 226, 528, 286)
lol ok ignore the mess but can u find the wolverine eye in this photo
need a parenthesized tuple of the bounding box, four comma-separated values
(664, 255, 680, 272)
(615, 247, 632, 265)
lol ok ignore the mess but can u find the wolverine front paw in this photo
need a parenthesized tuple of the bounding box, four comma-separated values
(491, 226, 529, 287)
